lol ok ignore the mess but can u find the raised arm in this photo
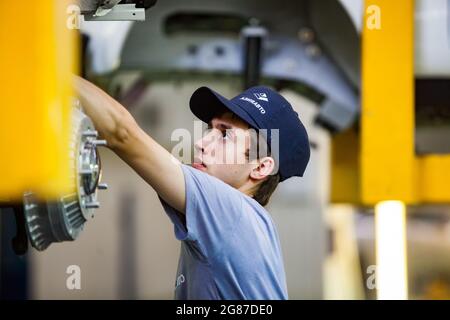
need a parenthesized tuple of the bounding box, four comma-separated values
(73, 76, 186, 213)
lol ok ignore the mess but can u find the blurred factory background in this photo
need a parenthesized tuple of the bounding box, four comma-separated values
(1, 0, 450, 300)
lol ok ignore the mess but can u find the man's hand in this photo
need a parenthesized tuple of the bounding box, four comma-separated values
(73, 76, 186, 214)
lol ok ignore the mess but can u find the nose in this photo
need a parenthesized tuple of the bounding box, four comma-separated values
(194, 138, 204, 154)
(195, 129, 217, 154)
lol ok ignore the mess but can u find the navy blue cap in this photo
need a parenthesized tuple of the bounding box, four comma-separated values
(189, 86, 310, 182)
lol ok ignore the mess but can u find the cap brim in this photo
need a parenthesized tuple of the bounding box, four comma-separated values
(189, 87, 260, 129)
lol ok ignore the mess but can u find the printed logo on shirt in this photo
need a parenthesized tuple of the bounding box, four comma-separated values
(176, 274, 185, 288)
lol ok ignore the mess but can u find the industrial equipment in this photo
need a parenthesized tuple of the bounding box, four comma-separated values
(0, 104, 108, 254)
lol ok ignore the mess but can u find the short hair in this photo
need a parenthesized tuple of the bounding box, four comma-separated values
(245, 128, 280, 206)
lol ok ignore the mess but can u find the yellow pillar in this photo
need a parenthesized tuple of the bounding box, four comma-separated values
(361, 0, 415, 205)
(0, 1, 78, 200)
(362, 0, 414, 300)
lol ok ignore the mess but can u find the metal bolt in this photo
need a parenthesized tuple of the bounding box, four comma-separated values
(82, 130, 98, 137)
(93, 140, 107, 147)
(85, 202, 100, 209)
(98, 183, 108, 190)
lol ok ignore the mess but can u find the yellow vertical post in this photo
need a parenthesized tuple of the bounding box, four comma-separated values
(0, 1, 78, 199)
(332, 1, 450, 206)
(362, 0, 414, 300)
(361, 0, 415, 204)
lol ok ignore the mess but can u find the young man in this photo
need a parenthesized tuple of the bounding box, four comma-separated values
(74, 77, 310, 300)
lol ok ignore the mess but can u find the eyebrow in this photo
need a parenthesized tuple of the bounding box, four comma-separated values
(208, 119, 233, 130)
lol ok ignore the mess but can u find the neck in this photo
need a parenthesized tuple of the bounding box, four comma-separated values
(238, 180, 260, 198)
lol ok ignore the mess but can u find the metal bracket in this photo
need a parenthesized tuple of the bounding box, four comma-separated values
(84, 4, 145, 21)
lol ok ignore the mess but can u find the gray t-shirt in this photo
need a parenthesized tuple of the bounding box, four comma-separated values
(159, 164, 288, 300)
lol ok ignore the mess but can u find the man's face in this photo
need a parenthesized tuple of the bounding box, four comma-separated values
(193, 112, 256, 189)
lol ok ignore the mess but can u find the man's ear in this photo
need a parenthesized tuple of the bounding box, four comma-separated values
(249, 157, 275, 180)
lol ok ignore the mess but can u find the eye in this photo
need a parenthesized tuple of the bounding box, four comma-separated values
(222, 129, 232, 140)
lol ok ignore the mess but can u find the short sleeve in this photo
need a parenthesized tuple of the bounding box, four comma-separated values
(159, 164, 243, 260)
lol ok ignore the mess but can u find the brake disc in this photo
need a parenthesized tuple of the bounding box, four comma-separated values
(23, 103, 108, 251)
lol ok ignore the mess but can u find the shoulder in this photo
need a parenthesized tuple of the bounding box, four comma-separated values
(241, 195, 275, 227)
(181, 164, 244, 202)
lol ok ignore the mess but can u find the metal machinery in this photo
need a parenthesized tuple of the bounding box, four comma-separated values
(80, 0, 157, 21)
(0, 1, 160, 255)
(22, 105, 108, 252)
(82, 0, 361, 132)
(1, 105, 108, 254)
